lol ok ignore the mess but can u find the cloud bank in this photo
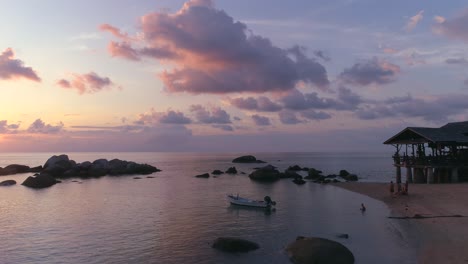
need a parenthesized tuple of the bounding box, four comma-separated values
(102, 0, 329, 94)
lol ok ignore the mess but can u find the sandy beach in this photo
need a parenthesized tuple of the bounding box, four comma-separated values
(333, 182, 468, 263)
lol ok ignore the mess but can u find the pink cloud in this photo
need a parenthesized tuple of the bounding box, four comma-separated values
(0, 48, 41, 82)
(57, 72, 116, 94)
(383, 48, 398, 54)
(405, 10, 424, 32)
(433, 9, 468, 42)
(99, 24, 134, 41)
(102, 0, 329, 94)
(108, 41, 140, 61)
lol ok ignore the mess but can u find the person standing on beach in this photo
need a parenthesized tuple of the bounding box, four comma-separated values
(390, 181, 394, 195)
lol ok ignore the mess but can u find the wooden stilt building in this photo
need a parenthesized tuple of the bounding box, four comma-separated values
(384, 121, 468, 183)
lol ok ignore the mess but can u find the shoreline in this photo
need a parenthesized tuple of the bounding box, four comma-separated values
(333, 182, 468, 263)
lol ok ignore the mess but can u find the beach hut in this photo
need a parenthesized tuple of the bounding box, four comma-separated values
(384, 121, 468, 184)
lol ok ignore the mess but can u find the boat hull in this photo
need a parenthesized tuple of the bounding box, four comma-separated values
(227, 195, 271, 208)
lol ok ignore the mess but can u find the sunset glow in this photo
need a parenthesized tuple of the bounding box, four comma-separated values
(1, 0, 468, 152)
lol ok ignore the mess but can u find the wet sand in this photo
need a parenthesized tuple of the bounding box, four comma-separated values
(333, 182, 468, 264)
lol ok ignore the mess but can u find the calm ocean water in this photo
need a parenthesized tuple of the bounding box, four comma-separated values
(0, 152, 413, 264)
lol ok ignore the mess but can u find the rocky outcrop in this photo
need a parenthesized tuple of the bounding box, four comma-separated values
(225, 167, 237, 174)
(0, 180, 16, 186)
(249, 166, 280, 182)
(338, 170, 358, 181)
(212, 237, 259, 253)
(22, 174, 59, 189)
(40, 155, 161, 179)
(232, 155, 266, 163)
(195, 173, 210, 178)
(286, 236, 354, 264)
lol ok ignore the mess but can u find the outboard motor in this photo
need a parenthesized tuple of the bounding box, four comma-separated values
(264, 196, 275, 205)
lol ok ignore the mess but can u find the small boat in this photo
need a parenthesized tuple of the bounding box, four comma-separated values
(227, 194, 276, 208)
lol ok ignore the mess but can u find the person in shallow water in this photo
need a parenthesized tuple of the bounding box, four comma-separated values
(360, 203, 366, 212)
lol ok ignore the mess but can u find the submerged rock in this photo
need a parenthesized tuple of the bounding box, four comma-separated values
(286, 236, 354, 264)
(212, 237, 259, 253)
(232, 155, 266, 163)
(0, 180, 16, 186)
(195, 173, 210, 178)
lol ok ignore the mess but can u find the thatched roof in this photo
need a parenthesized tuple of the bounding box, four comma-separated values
(384, 121, 468, 145)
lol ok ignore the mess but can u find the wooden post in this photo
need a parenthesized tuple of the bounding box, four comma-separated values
(427, 167, 434, 184)
(406, 166, 413, 183)
(395, 155, 402, 184)
(452, 167, 459, 183)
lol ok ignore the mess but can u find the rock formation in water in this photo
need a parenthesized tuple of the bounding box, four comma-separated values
(232, 155, 266, 163)
(41, 155, 160, 179)
(19, 154, 161, 188)
(212, 237, 259, 253)
(248, 165, 280, 182)
(225, 167, 237, 174)
(285, 236, 354, 264)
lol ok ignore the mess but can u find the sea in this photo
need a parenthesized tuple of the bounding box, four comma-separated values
(0, 152, 415, 264)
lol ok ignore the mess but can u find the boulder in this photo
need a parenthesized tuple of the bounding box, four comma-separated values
(79, 161, 92, 170)
(225, 167, 237, 174)
(195, 173, 210, 178)
(42, 155, 74, 178)
(346, 174, 358, 181)
(89, 159, 109, 177)
(212, 170, 224, 175)
(338, 170, 358, 181)
(305, 168, 323, 179)
(22, 173, 58, 189)
(212, 237, 259, 253)
(285, 236, 354, 264)
(0, 180, 16, 186)
(249, 166, 280, 182)
(287, 165, 303, 171)
(108, 159, 127, 175)
(339, 170, 350, 178)
(44, 154, 70, 169)
(232, 155, 266, 163)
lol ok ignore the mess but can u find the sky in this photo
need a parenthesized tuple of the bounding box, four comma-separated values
(1, 0, 468, 152)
